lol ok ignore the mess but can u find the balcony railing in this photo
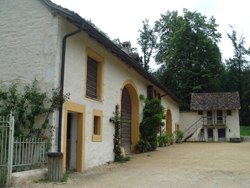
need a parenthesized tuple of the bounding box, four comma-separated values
(202, 116, 227, 126)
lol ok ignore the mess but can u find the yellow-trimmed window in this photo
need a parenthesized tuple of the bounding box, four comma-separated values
(175, 123, 180, 131)
(92, 109, 103, 142)
(85, 47, 104, 103)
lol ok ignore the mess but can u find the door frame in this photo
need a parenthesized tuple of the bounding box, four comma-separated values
(166, 107, 172, 134)
(63, 101, 86, 173)
(120, 80, 140, 153)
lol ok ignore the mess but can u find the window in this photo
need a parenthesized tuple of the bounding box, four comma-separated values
(227, 110, 232, 116)
(158, 93, 161, 100)
(93, 116, 100, 135)
(92, 109, 103, 142)
(175, 123, 180, 130)
(147, 85, 154, 99)
(86, 57, 98, 99)
(198, 110, 203, 115)
(85, 47, 104, 103)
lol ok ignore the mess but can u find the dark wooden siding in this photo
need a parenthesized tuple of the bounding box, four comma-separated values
(121, 87, 131, 154)
(86, 57, 97, 99)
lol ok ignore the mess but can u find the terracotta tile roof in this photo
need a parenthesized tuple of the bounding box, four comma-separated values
(190, 92, 241, 110)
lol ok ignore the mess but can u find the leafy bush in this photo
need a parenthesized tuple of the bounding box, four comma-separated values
(0, 79, 70, 150)
(157, 129, 169, 146)
(134, 138, 151, 151)
(174, 129, 184, 143)
(135, 97, 166, 152)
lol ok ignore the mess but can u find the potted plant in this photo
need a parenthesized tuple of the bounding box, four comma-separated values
(157, 135, 167, 147)
(169, 133, 174, 145)
(175, 129, 184, 143)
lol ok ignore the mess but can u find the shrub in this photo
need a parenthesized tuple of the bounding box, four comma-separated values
(157, 129, 169, 146)
(135, 96, 166, 152)
(174, 129, 184, 143)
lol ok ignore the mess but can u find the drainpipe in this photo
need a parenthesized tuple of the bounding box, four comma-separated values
(58, 15, 85, 152)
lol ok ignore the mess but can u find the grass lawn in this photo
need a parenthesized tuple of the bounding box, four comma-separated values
(240, 126, 250, 136)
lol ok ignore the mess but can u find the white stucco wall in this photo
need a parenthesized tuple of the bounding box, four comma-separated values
(179, 111, 201, 133)
(58, 17, 180, 169)
(180, 110, 240, 141)
(226, 110, 240, 138)
(0, 0, 62, 151)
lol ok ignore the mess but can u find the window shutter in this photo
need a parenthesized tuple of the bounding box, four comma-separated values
(158, 93, 161, 100)
(86, 57, 97, 99)
(147, 85, 154, 99)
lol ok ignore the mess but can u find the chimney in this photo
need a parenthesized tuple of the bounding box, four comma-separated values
(122, 41, 131, 54)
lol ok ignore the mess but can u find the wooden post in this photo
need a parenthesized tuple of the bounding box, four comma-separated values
(47, 152, 63, 182)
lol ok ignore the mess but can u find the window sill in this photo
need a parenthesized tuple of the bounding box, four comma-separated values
(85, 96, 102, 103)
(92, 135, 102, 142)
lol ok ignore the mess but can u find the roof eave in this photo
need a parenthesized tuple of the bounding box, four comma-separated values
(40, 0, 183, 105)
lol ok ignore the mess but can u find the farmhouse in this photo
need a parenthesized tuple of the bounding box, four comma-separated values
(0, 0, 181, 172)
(180, 92, 241, 142)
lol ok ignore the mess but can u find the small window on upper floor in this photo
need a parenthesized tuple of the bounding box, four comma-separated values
(86, 57, 98, 99)
(227, 110, 232, 116)
(85, 47, 104, 103)
(198, 110, 203, 115)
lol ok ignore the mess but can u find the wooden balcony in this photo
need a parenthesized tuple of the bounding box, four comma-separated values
(202, 116, 227, 126)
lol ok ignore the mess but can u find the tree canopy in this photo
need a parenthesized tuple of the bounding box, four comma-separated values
(137, 19, 157, 71)
(222, 26, 250, 126)
(153, 9, 224, 110)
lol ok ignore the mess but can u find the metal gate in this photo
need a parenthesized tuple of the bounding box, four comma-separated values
(0, 113, 14, 187)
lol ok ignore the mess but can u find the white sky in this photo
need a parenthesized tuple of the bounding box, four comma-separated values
(52, 0, 250, 69)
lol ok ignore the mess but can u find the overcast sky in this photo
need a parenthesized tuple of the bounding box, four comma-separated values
(52, 0, 250, 69)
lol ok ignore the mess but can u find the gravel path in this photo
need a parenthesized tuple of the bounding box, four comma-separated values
(17, 142, 250, 188)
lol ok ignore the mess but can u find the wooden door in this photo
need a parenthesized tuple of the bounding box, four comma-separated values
(207, 128, 213, 141)
(66, 113, 72, 168)
(121, 87, 131, 154)
(207, 111, 212, 125)
(217, 110, 223, 125)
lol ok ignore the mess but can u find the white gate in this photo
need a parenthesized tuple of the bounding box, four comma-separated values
(0, 113, 14, 187)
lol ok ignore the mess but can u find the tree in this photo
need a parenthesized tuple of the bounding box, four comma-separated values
(112, 38, 122, 49)
(154, 9, 224, 110)
(137, 19, 157, 71)
(225, 26, 250, 126)
(86, 19, 110, 39)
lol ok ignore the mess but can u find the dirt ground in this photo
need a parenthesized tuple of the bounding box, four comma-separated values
(16, 140, 250, 188)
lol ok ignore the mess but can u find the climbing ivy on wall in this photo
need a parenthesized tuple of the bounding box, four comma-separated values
(110, 105, 122, 161)
(135, 95, 166, 152)
(0, 78, 70, 149)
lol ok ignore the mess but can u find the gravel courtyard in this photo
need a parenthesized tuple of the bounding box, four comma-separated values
(21, 141, 250, 188)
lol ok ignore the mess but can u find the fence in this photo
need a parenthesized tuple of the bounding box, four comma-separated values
(0, 114, 14, 186)
(12, 137, 47, 172)
(0, 114, 47, 187)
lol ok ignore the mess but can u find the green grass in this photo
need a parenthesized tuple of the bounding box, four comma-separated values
(116, 156, 131, 163)
(61, 173, 69, 182)
(240, 136, 245, 142)
(38, 179, 50, 183)
(240, 126, 250, 136)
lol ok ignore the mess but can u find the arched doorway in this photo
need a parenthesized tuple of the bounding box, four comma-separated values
(166, 108, 172, 134)
(121, 87, 131, 154)
(120, 80, 140, 153)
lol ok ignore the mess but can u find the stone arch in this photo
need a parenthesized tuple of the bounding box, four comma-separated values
(120, 80, 140, 153)
(166, 107, 172, 134)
